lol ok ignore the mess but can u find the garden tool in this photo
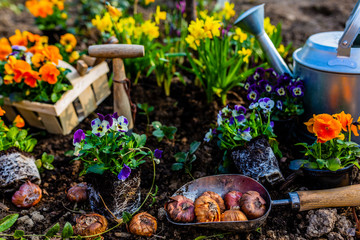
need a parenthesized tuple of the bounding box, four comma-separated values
(88, 44, 145, 129)
(234, 2, 360, 142)
(166, 174, 360, 232)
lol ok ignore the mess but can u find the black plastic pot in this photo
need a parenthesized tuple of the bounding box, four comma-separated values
(272, 117, 298, 143)
(302, 165, 354, 190)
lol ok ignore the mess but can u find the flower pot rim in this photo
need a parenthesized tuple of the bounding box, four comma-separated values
(303, 163, 354, 173)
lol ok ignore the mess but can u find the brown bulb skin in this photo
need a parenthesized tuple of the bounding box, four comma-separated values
(12, 181, 42, 208)
(240, 191, 267, 219)
(73, 213, 108, 240)
(67, 182, 88, 202)
(128, 212, 157, 237)
(221, 210, 248, 222)
(224, 191, 243, 210)
(165, 195, 195, 223)
(201, 191, 226, 213)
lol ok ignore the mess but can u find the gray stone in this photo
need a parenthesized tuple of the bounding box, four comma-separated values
(306, 208, 337, 238)
(328, 232, 345, 240)
(335, 215, 355, 238)
(30, 211, 45, 222)
(17, 215, 35, 230)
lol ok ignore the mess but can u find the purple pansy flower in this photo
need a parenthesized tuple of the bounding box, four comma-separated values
(249, 102, 258, 110)
(97, 113, 105, 121)
(12, 45, 27, 51)
(154, 149, 163, 159)
(244, 82, 251, 90)
(265, 83, 272, 93)
(229, 117, 235, 125)
(91, 117, 110, 137)
(290, 84, 304, 97)
(270, 121, 274, 128)
(258, 97, 275, 113)
(238, 127, 252, 141)
(73, 129, 85, 145)
(235, 114, 245, 122)
(247, 89, 259, 102)
(112, 112, 119, 119)
(234, 105, 246, 113)
(275, 86, 286, 96)
(112, 116, 129, 132)
(104, 114, 113, 129)
(118, 164, 131, 181)
(276, 100, 283, 110)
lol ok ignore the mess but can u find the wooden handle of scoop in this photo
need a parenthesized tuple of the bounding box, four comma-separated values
(88, 44, 145, 59)
(297, 184, 360, 211)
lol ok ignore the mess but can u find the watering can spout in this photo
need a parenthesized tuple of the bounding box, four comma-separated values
(234, 4, 293, 76)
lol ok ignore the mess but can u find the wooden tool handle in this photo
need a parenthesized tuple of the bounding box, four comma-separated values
(297, 184, 360, 211)
(88, 44, 144, 59)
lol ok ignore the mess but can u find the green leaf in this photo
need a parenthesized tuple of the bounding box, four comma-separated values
(316, 159, 326, 169)
(151, 121, 162, 129)
(86, 164, 106, 175)
(172, 163, 184, 171)
(51, 93, 60, 103)
(189, 141, 201, 155)
(61, 222, 74, 238)
(194, 236, 208, 240)
(45, 223, 60, 237)
(122, 211, 132, 223)
(6, 127, 19, 140)
(43, 162, 55, 170)
(14, 230, 24, 238)
(289, 160, 309, 170)
(327, 158, 342, 171)
(152, 129, 164, 140)
(64, 150, 74, 156)
(0, 214, 18, 232)
(35, 159, 42, 169)
(174, 152, 187, 162)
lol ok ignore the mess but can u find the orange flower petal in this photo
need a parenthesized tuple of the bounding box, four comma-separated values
(13, 115, 25, 128)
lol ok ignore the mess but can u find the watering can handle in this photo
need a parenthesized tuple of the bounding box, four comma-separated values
(337, 0, 360, 57)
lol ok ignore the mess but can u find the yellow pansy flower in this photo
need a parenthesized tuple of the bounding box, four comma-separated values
(145, 0, 155, 5)
(264, 17, 276, 36)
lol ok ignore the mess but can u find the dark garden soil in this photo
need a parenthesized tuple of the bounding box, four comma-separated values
(1, 0, 360, 239)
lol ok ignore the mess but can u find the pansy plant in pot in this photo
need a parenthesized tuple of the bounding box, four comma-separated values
(204, 98, 284, 185)
(73, 112, 161, 219)
(290, 112, 360, 189)
(244, 67, 305, 141)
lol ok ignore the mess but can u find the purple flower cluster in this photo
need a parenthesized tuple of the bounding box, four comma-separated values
(245, 68, 305, 105)
(176, 0, 186, 14)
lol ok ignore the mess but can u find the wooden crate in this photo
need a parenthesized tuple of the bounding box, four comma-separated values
(2, 61, 110, 135)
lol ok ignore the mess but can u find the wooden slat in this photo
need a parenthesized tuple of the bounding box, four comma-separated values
(16, 108, 45, 129)
(3, 98, 57, 116)
(54, 61, 109, 116)
(58, 104, 79, 135)
(2, 105, 17, 121)
(92, 74, 110, 102)
(37, 113, 63, 134)
(78, 86, 97, 117)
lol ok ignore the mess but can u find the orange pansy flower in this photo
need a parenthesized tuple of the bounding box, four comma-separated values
(23, 70, 40, 88)
(0, 106, 5, 116)
(333, 111, 353, 132)
(39, 63, 60, 84)
(13, 115, 25, 128)
(4, 75, 14, 85)
(313, 114, 342, 143)
(60, 33, 77, 53)
(24, 31, 42, 43)
(26, 0, 54, 18)
(304, 116, 315, 134)
(0, 38, 12, 60)
(31, 53, 46, 68)
(13, 60, 32, 83)
(42, 45, 63, 64)
(9, 30, 28, 46)
(4, 56, 17, 75)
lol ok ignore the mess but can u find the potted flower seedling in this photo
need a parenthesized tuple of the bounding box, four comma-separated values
(290, 112, 360, 189)
(73, 112, 161, 218)
(204, 98, 284, 185)
(0, 107, 40, 192)
(244, 67, 304, 142)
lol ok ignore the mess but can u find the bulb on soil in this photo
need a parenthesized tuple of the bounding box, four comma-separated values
(12, 181, 42, 208)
